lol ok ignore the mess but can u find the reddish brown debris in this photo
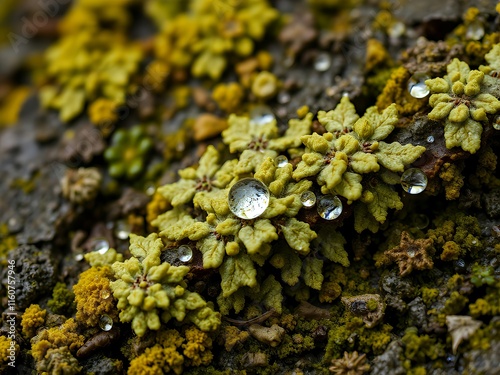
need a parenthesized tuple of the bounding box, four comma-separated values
(385, 231, 434, 277)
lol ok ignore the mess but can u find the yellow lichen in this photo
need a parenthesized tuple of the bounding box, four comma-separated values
(31, 318, 84, 362)
(73, 266, 118, 327)
(21, 304, 47, 339)
(212, 82, 245, 113)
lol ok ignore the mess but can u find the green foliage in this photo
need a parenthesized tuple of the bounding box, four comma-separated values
(293, 97, 424, 203)
(470, 263, 496, 287)
(104, 126, 154, 179)
(426, 58, 500, 153)
(110, 233, 221, 336)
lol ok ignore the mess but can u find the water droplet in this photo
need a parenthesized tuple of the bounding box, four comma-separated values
(114, 220, 130, 240)
(316, 195, 343, 220)
(413, 214, 429, 230)
(277, 91, 291, 104)
(99, 315, 113, 331)
(178, 245, 193, 263)
(493, 116, 500, 130)
(388, 21, 405, 38)
(92, 239, 110, 254)
(407, 249, 416, 258)
(144, 182, 156, 196)
(314, 52, 331, 72)
(300, 191, 316, 207)
(7, 216, 22, 233)
(342, 91, 349, 97)
(275, 155, 288, 167)
(100, 289, 111, 299)
(408, 72, 430, 98)
(75, 254, 84, 261)
(427, 135, 434, 143)
(249, 105, 275, 126)
(471, 239, 477, 245)
(401, 168, 427, 194)
(465, 20, 484, 41)
(228, 178, 270, 220)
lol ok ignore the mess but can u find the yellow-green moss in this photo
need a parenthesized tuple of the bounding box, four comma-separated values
(21, 304, 47, 339)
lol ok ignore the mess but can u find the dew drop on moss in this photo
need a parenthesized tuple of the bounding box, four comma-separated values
(228, 178, 270, 220)
(178, 245, 193, 263)
(317, 195, 342, 220)
(100, 289, 111, 299)
(314, 52, 331, 72)
(250, 105, 275, 126)
(493, 116, 500, 130)
(99, 314, 113, 331)
(465, 20, 484, 41)
(114, 220, 130, 240)
(275, 155, 288, 167)
(300, 191, 316, 207)
(408, 72, 430, 98)
(401, 168, 427, 194)
(92, 239, 110, 254)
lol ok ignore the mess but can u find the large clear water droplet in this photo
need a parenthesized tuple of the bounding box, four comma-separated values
(228, 178, 270, 220)
(275, 155, 288, 168)
(114, 220, 130, 240)
(99, 315, 113, 331)
(314, 52, 331, 72)
(178, 245, 193, 263)
(300, 191, 316, 207)
(401, 168, 427, 194)
(250, 105, 275, 126)
(317, 195, 343, 220)
(408, 72, 430, 98)
(466, 20, 484, 41)
(92, 239, 110, 254)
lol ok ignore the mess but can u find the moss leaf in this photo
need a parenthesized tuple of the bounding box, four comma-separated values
(314, 229, 349, 267)
(280, 218, 317, 255)
(318, 96, 359, 134)
(376, 142, 426, 172)
(220, 254, 257, 297)
(444, 119, 482, 154)
(303, 257, 324, 290)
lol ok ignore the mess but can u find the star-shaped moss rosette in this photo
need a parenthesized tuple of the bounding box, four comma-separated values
(110, 233, 220, 337)
(104, 126, 154, 179)
(293, 99, 425, 202)
(156, 145, 237, 207)
(317, 95, 359, 135)
(426, 58, 500, 154)
(222, 112, 313, 174)
(384, 231, 435, 276)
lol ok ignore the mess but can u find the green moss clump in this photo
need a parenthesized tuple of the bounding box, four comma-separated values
(47, 282, 76, 316)
(110, 233, 221, 337)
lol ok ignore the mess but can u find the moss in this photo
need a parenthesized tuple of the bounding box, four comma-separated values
(111, 233, 220, 337)
(47, 282, 76, 316)
(104, 126, 154, 180)
(212, 82, 245, 113)
(402, 327, 444, 364)
(442, 291, 468, 315)
(421, 287, 439, 307)
(73, 266, 118, 327)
